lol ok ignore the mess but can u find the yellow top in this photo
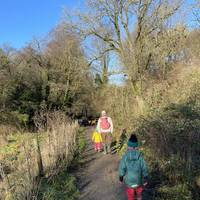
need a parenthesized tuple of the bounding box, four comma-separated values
(92, 131, 102, 143)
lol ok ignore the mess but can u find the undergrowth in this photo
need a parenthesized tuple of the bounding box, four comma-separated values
(115, 69, 200, 199)
(38, 172, 79, 200)
(37, 127, 87, 200)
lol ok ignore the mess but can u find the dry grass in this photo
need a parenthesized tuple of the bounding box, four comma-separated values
(0, 111, 79, 200)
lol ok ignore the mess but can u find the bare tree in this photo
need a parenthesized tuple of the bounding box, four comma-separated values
(67, 0, 184, 94)
(90, 39, 111, 86)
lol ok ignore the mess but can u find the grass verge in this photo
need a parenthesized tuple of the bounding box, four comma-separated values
(37, 127, 87, 200)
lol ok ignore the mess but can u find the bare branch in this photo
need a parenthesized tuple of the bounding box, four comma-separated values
(88, 48, 113, 67)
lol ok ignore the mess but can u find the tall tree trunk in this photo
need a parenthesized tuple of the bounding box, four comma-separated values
(101, 53, 109, 85)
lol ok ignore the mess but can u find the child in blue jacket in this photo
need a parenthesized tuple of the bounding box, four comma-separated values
(119, 134, 148, 200)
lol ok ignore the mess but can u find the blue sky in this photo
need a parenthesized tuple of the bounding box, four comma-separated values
(0, 0, 196, 49)
(0, 0, 83, 48)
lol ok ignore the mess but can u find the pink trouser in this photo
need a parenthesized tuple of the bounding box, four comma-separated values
(126, 186, 143, 200)
(94, 142, 102, 151)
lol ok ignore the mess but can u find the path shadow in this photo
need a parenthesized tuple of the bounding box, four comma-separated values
(82, 151, 97, 159)
(83, 148, 95, 156)
(81, 157, 96, 166)
(78, 180, 91, 191)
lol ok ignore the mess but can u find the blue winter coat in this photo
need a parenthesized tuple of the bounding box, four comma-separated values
(119, 149, 148, 187)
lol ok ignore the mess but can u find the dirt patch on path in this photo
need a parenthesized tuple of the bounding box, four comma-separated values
(76, 127, 126, 200)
